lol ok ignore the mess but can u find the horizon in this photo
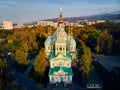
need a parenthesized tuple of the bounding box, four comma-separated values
(0, 0, 120, 23)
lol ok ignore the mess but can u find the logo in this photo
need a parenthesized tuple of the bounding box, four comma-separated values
(87, 84, 102, 89)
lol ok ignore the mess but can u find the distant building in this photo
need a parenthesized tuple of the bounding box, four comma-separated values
(0, 25, 4, 30)
(14, 23, 24, 28)
(87, 21, 96, 25)
(96, 20, 105, 23)
(54, 22, 58, 27)
(37, 21, 54, 26)
(3, 21, 13, 30)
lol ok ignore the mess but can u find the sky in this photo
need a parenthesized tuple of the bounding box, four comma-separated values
(0, 0, 120, 23)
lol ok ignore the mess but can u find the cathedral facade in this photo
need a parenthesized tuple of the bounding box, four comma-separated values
(45, 9, 77, 84)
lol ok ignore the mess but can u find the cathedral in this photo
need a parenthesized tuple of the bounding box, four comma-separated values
(45, 8, 77, 84)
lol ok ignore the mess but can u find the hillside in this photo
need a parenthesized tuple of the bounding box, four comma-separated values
(45, 13, 120, 22)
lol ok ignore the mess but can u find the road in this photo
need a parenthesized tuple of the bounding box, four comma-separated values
(93, 54, 120, 74)
(5, 53, 43, 90)
(92, 54, 120, 90)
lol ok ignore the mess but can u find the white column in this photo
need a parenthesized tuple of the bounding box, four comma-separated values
(70, 76, 72, 82)
(49, 76, 51, 81)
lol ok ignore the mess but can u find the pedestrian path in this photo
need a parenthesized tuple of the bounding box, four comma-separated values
(24, 59, 35, 75)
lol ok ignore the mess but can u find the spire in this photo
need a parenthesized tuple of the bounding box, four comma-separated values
(58, 8, 63, 26)
(60, 8, 62, 17)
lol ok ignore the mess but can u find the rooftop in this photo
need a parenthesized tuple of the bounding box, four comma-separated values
(49, 66, 73, 76)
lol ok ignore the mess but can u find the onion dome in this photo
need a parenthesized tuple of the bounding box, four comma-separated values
(45, 38, 52, 44)
(69, 38, 76, 45)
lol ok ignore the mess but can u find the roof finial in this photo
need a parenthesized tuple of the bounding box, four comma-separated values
(60, 8, 62, 17)
(58, 8, 63, 25)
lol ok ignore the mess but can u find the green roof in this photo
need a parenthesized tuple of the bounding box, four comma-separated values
(45, 38, 52, 44)
(50, 51, 55, 58)
(66, 51, 71, 58)
(49, 66, 73, 76)
(50, 52, 71, 61)
(70, 51, 77, 54)
(69, 38, 76, 44)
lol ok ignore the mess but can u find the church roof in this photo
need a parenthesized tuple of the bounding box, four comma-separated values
(50, 52, 71, 61)
(69, 38, 76, 44)
(45, 38, 52, 44)
(49, 66, 73, 76)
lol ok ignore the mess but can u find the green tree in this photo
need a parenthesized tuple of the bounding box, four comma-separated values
(34, 48, 47, 77)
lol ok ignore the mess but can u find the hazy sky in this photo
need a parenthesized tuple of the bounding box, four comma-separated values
(0, 0, 120, 23)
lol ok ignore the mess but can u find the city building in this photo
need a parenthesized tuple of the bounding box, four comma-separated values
(37, 21, 54, 26)
(45, 8, 77, 84)
(96, 20, 105, 23)
(3, 20, 13, 30)
(0, 25, 4, 30)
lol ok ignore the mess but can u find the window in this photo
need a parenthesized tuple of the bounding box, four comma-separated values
(59, 47, 62, 51)
(48, 47, 49, 50)
(52, 63, 54, 67)
(71, 47, 73, 50)
(67, 77, 70, 82)
(51, 76, 54, 82)
(59, 62, 62, 66)
(67, 63, 69, 66)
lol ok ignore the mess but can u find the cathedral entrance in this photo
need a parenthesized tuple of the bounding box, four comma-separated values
(58, 75, 64, 83)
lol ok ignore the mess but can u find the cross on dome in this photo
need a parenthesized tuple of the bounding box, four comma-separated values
(58, 8, 63, 26)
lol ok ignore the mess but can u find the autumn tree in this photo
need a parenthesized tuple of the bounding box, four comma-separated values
(78, 40, 93, 83)
(0, 59, 8, 76)
(87, 29, 100, 53)
(27, 32, 38, 51)
(34, 48, 47, 77)
(15, 43, 29, 65)
(99, 30, 113, 54)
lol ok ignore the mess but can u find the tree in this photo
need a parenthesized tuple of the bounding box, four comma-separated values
(78, 40, 93, 83)
(0, 59, 8, 76)
(99, 31, 113, 54)
(87, 31, 99, 53)
(36, 34, 46, 49)
(32, 41, 38, 50)
(15, 43, 29, 65)
(34, 48, 47, 77)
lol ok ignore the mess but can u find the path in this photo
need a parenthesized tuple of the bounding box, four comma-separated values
(24, 59, 35, 75)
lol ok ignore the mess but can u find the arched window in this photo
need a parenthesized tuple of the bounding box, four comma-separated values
(59, 62, 62, 66)
(59, 47, 62, 51)
(51, 76, 54, 82)
(52, 63, 54, 67)
(67, 63, 69, 66)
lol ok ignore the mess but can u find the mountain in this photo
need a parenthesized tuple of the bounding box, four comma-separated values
(23, 11, 120, 24)
(45, 13, 120, 22)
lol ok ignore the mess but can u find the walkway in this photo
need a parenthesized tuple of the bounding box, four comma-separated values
(24, 59, 35, 75)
